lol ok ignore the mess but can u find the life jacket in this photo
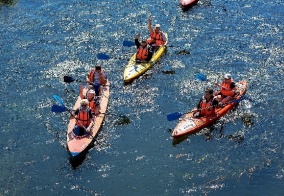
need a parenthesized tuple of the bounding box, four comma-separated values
(76, 107, 91, 127)
(147, 31, 165, 46)
(88, 68, 107, 85)
(88, 98, 96, 114)
(220, 80, 235, 97)
(136, 46, 149, 61)
(199, 97, 215, 117)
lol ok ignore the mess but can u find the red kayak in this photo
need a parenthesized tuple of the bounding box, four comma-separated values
(180, 0, 199, 9)
(172, 81, 247, 139)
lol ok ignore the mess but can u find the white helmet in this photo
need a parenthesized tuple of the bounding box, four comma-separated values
(224, 73, 232, 79)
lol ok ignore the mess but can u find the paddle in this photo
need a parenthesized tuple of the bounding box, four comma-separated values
(63, 75, 85, 83)
(123, 40, 135, 47)
(166, 96, 250, 121)
(51, 105, 67, 113)
(97, 53, 110, 60)
(52, 95, 94, 135)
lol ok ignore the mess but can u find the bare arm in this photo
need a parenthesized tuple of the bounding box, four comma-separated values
(148, 16, 153, 34)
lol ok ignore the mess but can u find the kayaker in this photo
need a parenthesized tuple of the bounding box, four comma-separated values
(134, 33, 153, 63)
(214, 73, 239, 106)
(193, 88, 219, 117)
(73, 99, 94, 136)
(147, 16, 167, 49)
(79, 87, 100, 115)
(86, 66, 107, 96)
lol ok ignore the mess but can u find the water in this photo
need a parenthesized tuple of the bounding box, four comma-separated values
(0, 0, 283, 195)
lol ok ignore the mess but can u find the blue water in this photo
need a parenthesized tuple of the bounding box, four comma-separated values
(1, 0, 283, 195)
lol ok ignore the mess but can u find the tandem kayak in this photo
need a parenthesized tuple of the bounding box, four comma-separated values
(123, 32, 168, 83)
(66, 81, 110, 161)
(172, 81, 247, 139)
(180, 0, 199, 9)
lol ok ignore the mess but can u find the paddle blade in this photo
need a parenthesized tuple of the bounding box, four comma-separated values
(167, 112, 183, 121)
(97, 53, 110, 60)
(63, 76, 75, 83)
(51, 105, 67, 113)
(123, 40, 135, 47)
(196, 73, 207, 81)
(53, 95, 66, 107)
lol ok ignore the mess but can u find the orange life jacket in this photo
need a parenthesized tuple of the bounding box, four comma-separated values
(220, 80, 235, 97)
(88, 68, 107, 85)
(136, 46, 149, 60)
(199, 98, 215, 117)
(76, 108, 91, 127)
(148, 31, 165, 46)
(88, 99, 96, 114)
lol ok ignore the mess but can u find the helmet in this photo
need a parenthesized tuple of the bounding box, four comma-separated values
(80, 99, 89, 105)
(88, 90, 95, 94)
(224, 73, 232, 79)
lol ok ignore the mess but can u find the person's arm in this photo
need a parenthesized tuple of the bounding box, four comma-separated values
(212, 99, 219, 107)
(135, 34, 141, 48)
(86, 110, 94, 132)
(100, 70, 107, 85)
(73, 108, 79, 117)
(79, 85, 84, 99)
(162, 33, 167, 45)
(145, 48, 153, 62)
(148, 16, 153, 34)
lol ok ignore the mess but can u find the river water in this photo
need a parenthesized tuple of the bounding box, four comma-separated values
(0, 0, 283, 195)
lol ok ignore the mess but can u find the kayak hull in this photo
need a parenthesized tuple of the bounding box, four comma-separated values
(123, 33, 168, 83)
(172, 81, 247, 139)
(66, 81, 110, 161)
(180, 0, 199, 8)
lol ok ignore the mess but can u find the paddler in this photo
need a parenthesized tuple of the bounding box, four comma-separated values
(193, 88, 219, 117)
(73, 99, 94, 136)
(147, 16, 167, 50)
(86, 65, 107, 97)
(214, 73, 239, 106)
(135, 33, 153, 63)
(79, 87, 100, 115)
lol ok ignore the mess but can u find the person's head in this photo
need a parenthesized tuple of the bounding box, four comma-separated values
(155, 24, 161, 32)
(224, 73, 232, 81)
(141, 39, 147, 47)
(80, 99, 89, 108)
(87, 85, 94, 90)
(87, 90, 95, 100)
(95, 66, 102, 72)
(204, 88, 214, 99)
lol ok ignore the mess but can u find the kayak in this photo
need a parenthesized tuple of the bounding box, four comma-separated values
(66, 81, 110, 161)
(123, 32, 168, 83)
(172, 81, 247, 139)
(180, 0, 199, 8)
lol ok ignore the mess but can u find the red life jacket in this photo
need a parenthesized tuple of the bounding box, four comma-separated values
(220, 80, 235, 96)
(76, 108, 91, 127)
(148, 31, 165, 46)
(88, 99, 96, 114)
(136, 46, 149, 61)
(88, 69, 107, 85)
(199, 98, 215, 117)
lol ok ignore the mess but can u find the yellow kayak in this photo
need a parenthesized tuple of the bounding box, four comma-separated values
(123, 32, 168, 83)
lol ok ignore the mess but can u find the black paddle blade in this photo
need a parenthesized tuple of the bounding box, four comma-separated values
(167, 112, 183, 121)
(123, 40, 135, 47)
(196, 73, 207, 81)
(97, 53, 110, 60)
(51, 105, 67, 113)
(63, 76, 75, 83)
